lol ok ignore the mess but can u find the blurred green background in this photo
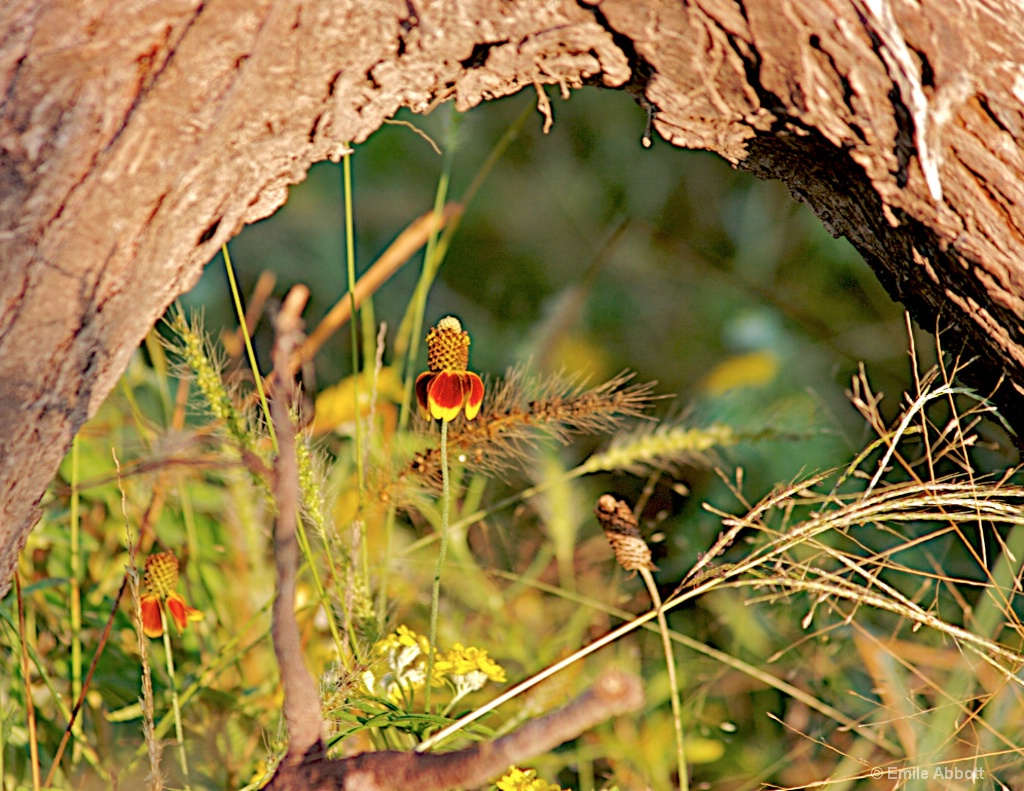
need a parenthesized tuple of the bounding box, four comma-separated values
(184, 86, 922, 553)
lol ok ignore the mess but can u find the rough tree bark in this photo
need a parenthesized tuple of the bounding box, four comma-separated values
(1, 0, 1023, 598)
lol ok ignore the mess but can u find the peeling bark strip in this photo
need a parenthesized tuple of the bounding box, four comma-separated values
(0, 0, 1023, 595)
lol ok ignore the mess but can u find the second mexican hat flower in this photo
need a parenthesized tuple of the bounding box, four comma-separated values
(139, 551, 203, 638)
(415, 316, 484, 423)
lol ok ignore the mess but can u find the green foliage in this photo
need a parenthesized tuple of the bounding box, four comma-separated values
(4, 89, 1024, 791)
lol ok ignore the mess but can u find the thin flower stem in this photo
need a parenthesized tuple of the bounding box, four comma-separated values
(426, 419, 450, 713)
(115, 451, 161, 789)
(639, 566, 688, 791)
(126, 601, 277, 769)
(342, 147, 374, 626)
(342, 149, 365, 502)
(161, 615, 192, 790)
(383, 128, 459, 624)
(69, 434, 84, 765)
(382, 108, 522, 624)
(16, 572, 41, 791)
(223, 242, 277, 453)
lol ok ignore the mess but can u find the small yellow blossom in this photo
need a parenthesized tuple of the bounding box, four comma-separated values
(378, 624, 432, 655)
(495, 766, 567, 791)
(435, 641, 507, 708)
(363, 626, 435, 704)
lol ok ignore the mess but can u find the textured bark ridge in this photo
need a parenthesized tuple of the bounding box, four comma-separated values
(1, 0, 1023, 595)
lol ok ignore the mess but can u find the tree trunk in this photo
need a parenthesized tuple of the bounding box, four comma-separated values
(1, 0, 1022, 596)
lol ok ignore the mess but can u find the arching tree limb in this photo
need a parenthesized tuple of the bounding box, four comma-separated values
(2, 0, 1023, 598)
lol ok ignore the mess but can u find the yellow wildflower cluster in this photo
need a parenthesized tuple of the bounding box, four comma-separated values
(495, 766, 567, 791)
(362, 626, 505, 707)
(435, 642, 507, 700)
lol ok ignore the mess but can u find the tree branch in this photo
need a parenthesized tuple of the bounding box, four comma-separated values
(269, 285, 325, 764)
(266, 666, 642, 791)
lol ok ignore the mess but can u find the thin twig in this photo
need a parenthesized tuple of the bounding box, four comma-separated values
(115, 448, 163, 791)
(339, 670, 643, 790)
(269, 285, 325, 764)
(382, 118, 442, 155)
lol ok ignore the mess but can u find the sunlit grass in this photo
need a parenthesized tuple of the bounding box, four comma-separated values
(4, 112, 1024, 791)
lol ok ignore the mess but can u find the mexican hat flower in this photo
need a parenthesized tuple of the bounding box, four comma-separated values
(415, 316, 484, 422)
(140, 551, 203, 638)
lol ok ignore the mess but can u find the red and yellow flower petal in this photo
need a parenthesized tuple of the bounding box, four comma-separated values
(463, 372, 484, 420)
(415, 371, 435, 418)
(166, 592, 203, 633)
(426, 371, 469, 423)
(140, 594, 164, 638)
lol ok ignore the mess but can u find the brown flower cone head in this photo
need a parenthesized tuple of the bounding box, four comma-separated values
(144, 551, 180, 598)
(416, 315, 484, 422)
(595, 494, 657, 572)
(426, 315, 471, 372)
